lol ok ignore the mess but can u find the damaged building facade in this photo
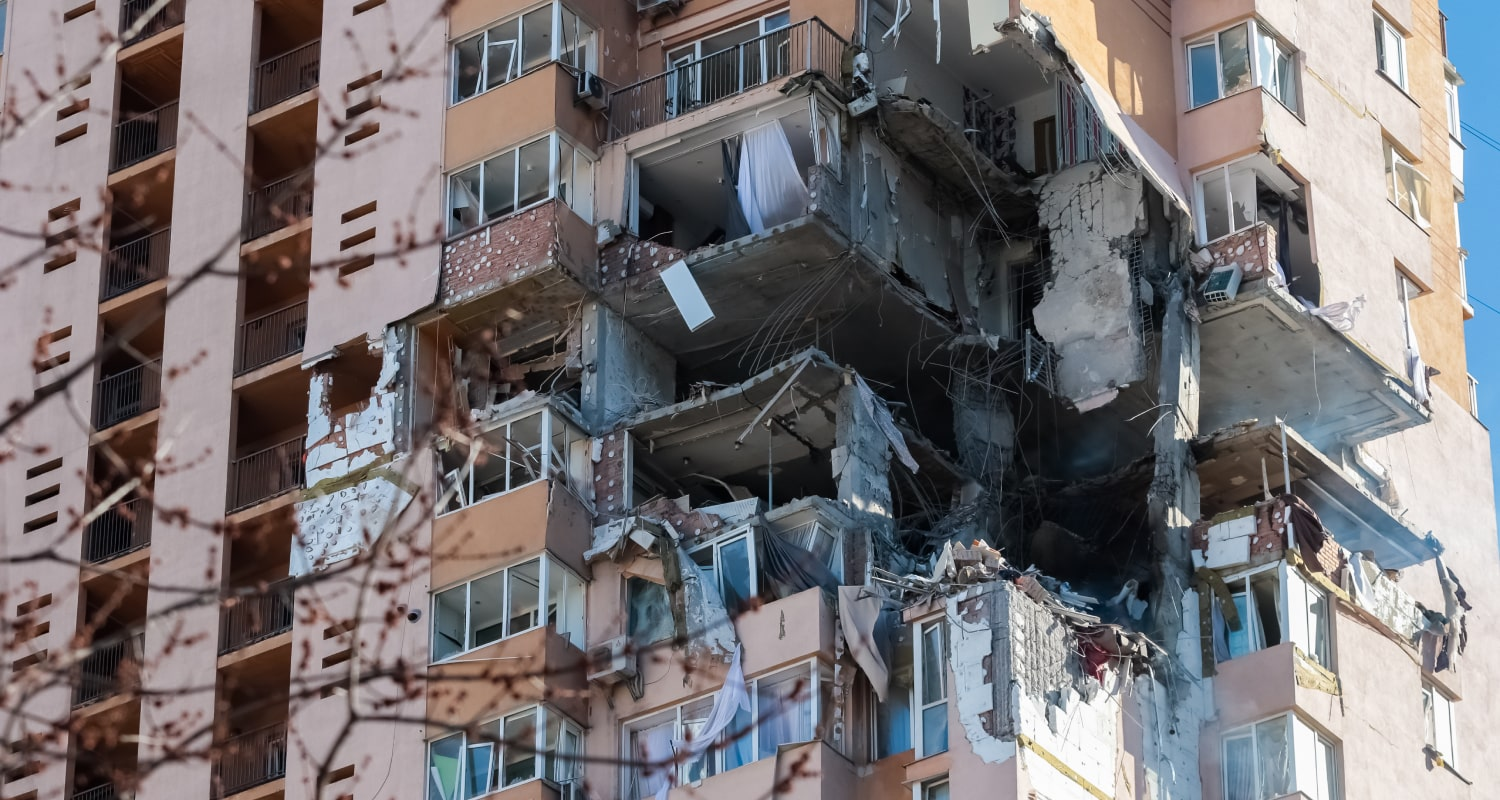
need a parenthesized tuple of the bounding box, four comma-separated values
(1, 1, 1495, 800)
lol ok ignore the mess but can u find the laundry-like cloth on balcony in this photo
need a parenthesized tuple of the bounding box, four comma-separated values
(737, 121, 810, 233)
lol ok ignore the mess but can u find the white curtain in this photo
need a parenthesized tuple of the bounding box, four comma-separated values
(737, 122, 810, 234)
(662, 645, 751, 799)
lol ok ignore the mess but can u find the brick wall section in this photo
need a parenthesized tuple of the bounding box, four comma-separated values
(440, 200, 594, 307)
(1206, 221, 1278, 282)
(599, 235, 688, 288)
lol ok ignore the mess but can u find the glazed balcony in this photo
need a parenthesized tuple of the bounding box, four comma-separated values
(606, 18, 845, 140)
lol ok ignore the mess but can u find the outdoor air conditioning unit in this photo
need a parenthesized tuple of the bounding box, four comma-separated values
(576, 71, 606, 110)
(587, 635, 638, 687)
(635, 0, 684, 14)
(1203, 264, 1244, 304)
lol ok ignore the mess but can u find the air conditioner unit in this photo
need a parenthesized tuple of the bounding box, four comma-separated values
(635, 0, 684, 14)
(1203, 264, 1243, 304)
(587, 635, 638, 686)
(576, 71, 606, 110)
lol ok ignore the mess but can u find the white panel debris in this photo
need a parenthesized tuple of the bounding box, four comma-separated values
(660, 260, 716, 332)
(1193, 512, 1255, 570)
(293, 471, 414, 575)
(1033, 163, 1147, 409)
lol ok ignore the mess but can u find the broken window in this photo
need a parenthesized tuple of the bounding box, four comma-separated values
(446, 132, 596, 236)
(627, 576, 674, 644)
(1187, 20, 1298, 112)
(450, 3, 597, 103)
(426, 704, 584, 800)
(1423, 682, 1458, 765)
(1213, 567, 1281, 660)
(918, 776, 950, 800)
(1384, 139, 1430, 227)
(1374, 11, 1407, 90)
(913, 617, 948, 758)
(873, 622, 913, 759)
(1194, 160, 1259, 243)
(776, 520, 843, 581)
(1222, 714, 1338, 800)
(430, 554, 585, 660)
(442, 404, 592, 512)
(621, 659, 822, 797)
(689, 528, 756, 614)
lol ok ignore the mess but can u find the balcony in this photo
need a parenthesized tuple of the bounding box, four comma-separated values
(120, 0, 184, 45)
(244, 170, 314, 242)
(236, 301, 307, 375)
(101, 228, 170, 300)
(74, 785, 130, 800)
(93, 361, 161, 430)
(73, 635, 143, 708)
(110, 101, 178, 172)
(84, 497, 153, 564)
(213, 723, 287, 797)
(606, 18, 845, 140)
(227, 436, 305, 513)
(219, 583, 294, 655)
(252, 40, 320, 113)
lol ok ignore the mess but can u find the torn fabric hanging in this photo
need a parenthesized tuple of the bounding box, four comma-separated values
(839, 586, 891, 699)
(760, 525, 839, 598)
(662, 645, 752, 800)
(737, 121, 811, 233)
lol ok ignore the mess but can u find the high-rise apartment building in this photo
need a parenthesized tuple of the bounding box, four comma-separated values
(0, 0, 1493, 799)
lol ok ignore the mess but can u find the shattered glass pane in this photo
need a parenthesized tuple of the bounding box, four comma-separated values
(1222, 733, 1254, 800)
(1219, 24, 1252, 95)
(1256, 717, 1292, 798)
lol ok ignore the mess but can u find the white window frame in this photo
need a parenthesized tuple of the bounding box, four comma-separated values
(775, 517, 844, 581)
(1282, 562, 1334, 671)
(1424, 682, 1458, 766)
(426, 704, 585, 800)
(664, 10, 792, 119)
(1466, 373, 1479, 417)
(912, 617, 948, 759)
(446, 131, 597, 237)
(1215, 562, 1281, 660)
(1445, 78, 1462, 141)
(1374, 11, 1408, 90)
(1192, 158, 1261, 245)
(1186, 20, 1299, 113)
(1221, 713, 1339, 800)
(620, 659, 824, 798)
(914, 774, 950, 800)
(430, 553, 587, 662)
(441, 405, 592, 513)
(1384, 139, 1430, 227)
(451, 1, 597, 104)
(687, 526, 759, 611)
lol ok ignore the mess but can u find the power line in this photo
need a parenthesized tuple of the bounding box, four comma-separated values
(1461, 122, 1500, 153)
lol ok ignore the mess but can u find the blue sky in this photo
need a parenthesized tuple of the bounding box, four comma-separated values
(1445, 1, 1500, 503)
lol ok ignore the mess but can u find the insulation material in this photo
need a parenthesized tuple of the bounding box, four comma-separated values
(676, 545, 738, 659)
(305, 333, 403, 488)
(836, 383, 894, 519)
(292, 467, 414, 575)
(1033, 164, 1146, 409)
(947, 585, 1019, 764)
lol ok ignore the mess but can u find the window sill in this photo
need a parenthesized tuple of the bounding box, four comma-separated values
(1185, 86, 1302, 121)
(445, 196, 561, 245)
(1376, 69, 1421, 107)
(1424, 746, 1473, 784)
(1387, 199, 1432, 235)
(449, 59, 578, 110)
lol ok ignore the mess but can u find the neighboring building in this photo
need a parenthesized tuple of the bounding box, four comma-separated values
(0, 0, 1493, 800)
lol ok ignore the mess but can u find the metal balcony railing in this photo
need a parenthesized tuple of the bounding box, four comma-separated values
(94, 361, 162, 430)
(73, 635, 143, 708)
(214, 723, 288, 797)
(227, 437, 305, 513)
(73, 784, 126, 800)
(253, 40, 321, 113)
(120, 0, 184, 44)
(219, 583, 294, 654)
(606, 18, 846, 139)
(236, 301, 307, 375)
(244, 170, 314, 242)
(101, 228, 170, 300)
(84, 497, 153, 564)
(111, 101, 179, 171)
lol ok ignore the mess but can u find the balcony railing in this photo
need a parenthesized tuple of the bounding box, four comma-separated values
(253, 40, 321, 113)
(120, 0, 185, 44)
(214, 723, 288, 797)
(111, 101, 179, 171)
(73, 635, 143, 708)
(101, 228, 170, 300)
(94, 361, 162, 430)
(606, 18, 845, 139)
(227, 437, 305, 513)
(74, 785, 127, 800)
(236, 301, 308, 375)
(220, 583, 294, 654)
(244, 170, 314, 242)
(84, 497, 153, 564)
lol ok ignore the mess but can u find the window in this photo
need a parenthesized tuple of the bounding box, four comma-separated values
(0, 1, 8, 56)
(1445, 78, 1461, 140)
(688, 528, 757, 614)
(451, 2, 596, 103)
(913, 618, 948, 758)
(426, 705, 584, 800)
(1467, 374, 1479, 417)
(916, 775, 950, 800)
(776, 519, 843, 581)
(1194, 160, 1259, 243)
(1187, 21, 1298, 112)
(1222, 715, 1338, 800)
(1284, 566, 1333, 670)
(621, 660, 824, 798)
(447, 133, 595, 236)
(431, 554, 586, 661)
(442, 405, 593, 511)
(1212, 564, 1332, 670)
(1384, 140, 1430, 227)
(872, 621, 913, 759)
(1374, 12, 1407, 90)
(1424, 683, 1458, 765)
(627, 576, 673, 644)
(665, 11, 791, 118)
